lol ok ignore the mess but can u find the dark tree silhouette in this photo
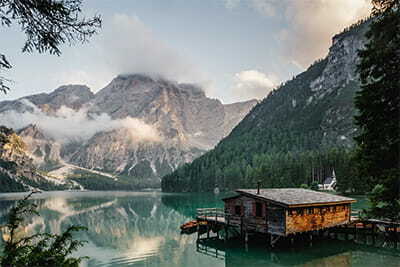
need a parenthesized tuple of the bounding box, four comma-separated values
(0, 0, 101, 94)
(355, 0, 400, 220)
(0, 192, 88, 266)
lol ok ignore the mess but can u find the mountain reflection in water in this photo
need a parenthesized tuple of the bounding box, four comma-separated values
(0, 191, 398, 267)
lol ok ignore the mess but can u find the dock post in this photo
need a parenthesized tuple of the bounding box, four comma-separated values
(197, 220, 200, 240)
(240, 216, 243, 239)
(372, 223, 376, 245)
(225, 216, 230, 242)
(355, 223, 358, 243)
(245, 230, 249, 251)
(362, 222, 366, 244)
(270, 234, 273, 247)
(207, 223, 210, 239)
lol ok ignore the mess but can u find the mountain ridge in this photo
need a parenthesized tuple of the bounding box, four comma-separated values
(161, 20, 371, 192)
(0, 74, 257, 191)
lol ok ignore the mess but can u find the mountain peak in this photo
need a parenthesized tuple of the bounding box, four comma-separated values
(52, 84, 92, 96)
(115, 73, 156, 83)
(22, 84, 94, 111)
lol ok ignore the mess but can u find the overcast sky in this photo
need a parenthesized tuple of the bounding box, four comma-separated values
(1, 0, 371, 104)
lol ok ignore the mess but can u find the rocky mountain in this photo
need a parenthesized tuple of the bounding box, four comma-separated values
(0, 75, 257, 190)
(162, 20, 371, 192)
(0, 126, 77, 192)
(17, 124, 63, 169)
(0, 85, 93, 114)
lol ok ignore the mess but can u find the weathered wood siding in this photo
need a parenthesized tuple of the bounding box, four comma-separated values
(224, 196, 268, 233)
(285, 204, 351, 235)
(267, 204, 286, 236)
(225, 194, 353, 236)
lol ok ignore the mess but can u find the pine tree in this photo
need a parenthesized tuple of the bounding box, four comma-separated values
(0, 0, 101, 94)
(355, 0, 400, 220)
(0, 193, 88, 266)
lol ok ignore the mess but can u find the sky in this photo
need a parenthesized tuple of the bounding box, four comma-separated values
(0, 0, 372, 104)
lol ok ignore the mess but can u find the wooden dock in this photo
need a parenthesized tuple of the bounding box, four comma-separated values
(196, 208, 227, 223)
(181, 207, 400, 249)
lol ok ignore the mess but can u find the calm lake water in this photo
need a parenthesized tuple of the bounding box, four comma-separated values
(0, 191, 399, 267)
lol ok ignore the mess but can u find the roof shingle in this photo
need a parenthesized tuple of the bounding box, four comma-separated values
(235, 188, 355, 207)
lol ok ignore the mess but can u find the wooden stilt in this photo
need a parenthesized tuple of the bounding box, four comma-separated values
(240, 216, 243, 239)
(270, 234, 273, 247)
(197, 220, 200, 240)
(354, 224, 358, 243)
(225, 217, 230, 242)
(372, 224, 376, 245)
(270, 234, 281, 248)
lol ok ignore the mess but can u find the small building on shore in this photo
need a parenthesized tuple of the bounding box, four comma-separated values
(223, 188, 355, 236)
(318, 170, 337, 191)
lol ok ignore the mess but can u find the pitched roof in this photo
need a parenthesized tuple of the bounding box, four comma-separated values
(323, 176, 334, 185)
(235, 188, 355, 208)
(222, 195, 241, 201)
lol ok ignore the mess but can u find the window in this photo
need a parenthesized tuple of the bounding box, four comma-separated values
(235, 205, 241, 216)
(297, 209, 303, 215)
(256, 202, 263, 217)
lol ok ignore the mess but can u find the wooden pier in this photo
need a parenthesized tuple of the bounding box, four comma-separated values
(332, 218, 400, 248)
(182, 207, 400, 249)
(181, 189, 400, 249)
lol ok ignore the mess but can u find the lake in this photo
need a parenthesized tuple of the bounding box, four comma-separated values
(0, 191, 399, 266)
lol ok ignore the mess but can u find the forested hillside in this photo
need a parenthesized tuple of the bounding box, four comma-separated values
(162, 20, 371, 193)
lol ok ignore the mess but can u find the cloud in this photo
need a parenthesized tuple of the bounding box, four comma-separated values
(250, 0, 279, 17)
(229, 70, 276, 102)
(224, 0, 241, 9)
(0, 100, 162, 143)
(279, 0, 372, 68)
(98, 14, 204, 84)
(227, 0, 372, 68)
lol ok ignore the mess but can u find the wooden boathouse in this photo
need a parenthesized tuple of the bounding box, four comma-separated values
(181, 188, 400, 248)
(223, 188, 356, 237)
(186, 188, 358, 246)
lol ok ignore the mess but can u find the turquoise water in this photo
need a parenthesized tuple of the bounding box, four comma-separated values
(0, 191, 398, 266)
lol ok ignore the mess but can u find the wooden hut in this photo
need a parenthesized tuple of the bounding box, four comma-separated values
(223, 188, 356, 237)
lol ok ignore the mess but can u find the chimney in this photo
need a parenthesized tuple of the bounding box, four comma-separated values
(257, 181, 261, 194)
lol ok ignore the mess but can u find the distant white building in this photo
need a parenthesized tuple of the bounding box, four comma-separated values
(318, 169, 337, 191)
